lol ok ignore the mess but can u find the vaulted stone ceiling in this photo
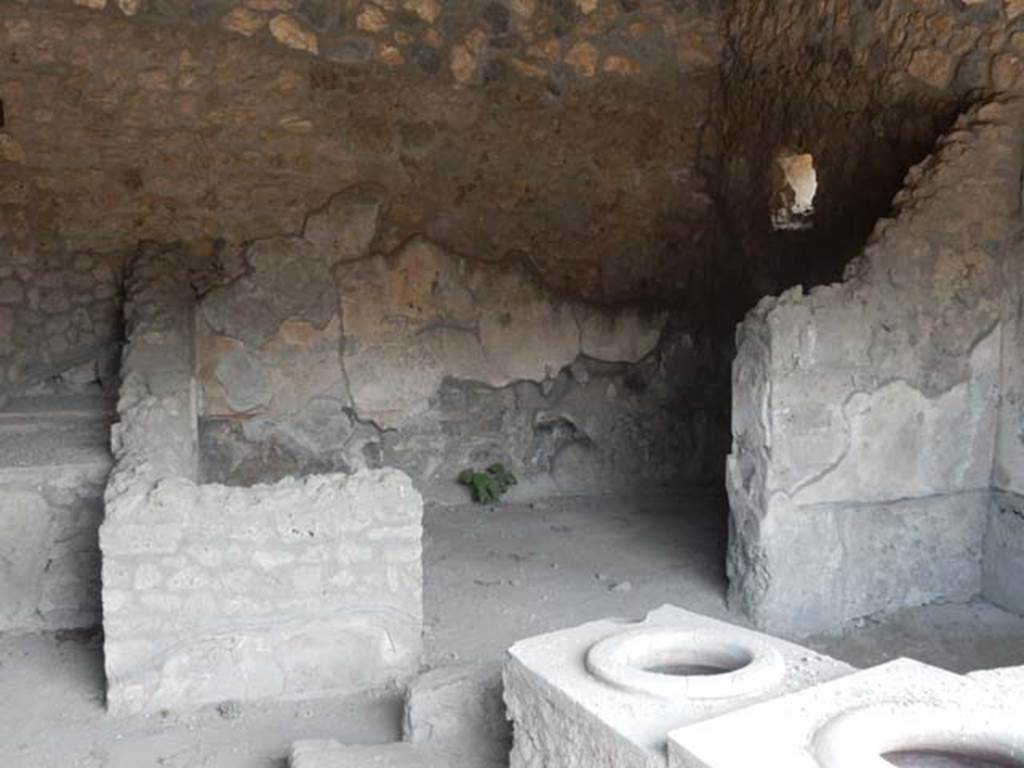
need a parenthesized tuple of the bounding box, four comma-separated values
(0, 0, 722, 303)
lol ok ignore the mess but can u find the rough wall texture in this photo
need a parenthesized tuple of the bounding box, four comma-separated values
(0, 0, 731, 497)
(102, 246, 423, 715)
(727, 99, 1024, 636)
(0, 0, 721, 304)
(0, 239, 122, 402)
(404, 663, 511, 767)
(103, 469, 424, 716)
(993, 232, 1024, 496)
(196, 187, 725, 496)
(984, 491, 1024, 615)
(984, 220, 1024, 614)
(0, 420, 110, 631)
(716, 0, 1024, 324)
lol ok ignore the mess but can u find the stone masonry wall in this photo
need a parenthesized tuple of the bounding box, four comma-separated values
(727, 99, 1024, 637)
(0, 0, 730, 494)
(0, 238, 122, 402)
(195, 186, 725, 496)
(0, 0, 722, 305)
(715, 0, 1024, 326)
(103, 469, 424, 715)
(101, 245, 423, 715)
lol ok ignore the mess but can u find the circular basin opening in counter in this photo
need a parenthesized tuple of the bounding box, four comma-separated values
(813, 702, 1024, 768)
(584, 627, 786, 700)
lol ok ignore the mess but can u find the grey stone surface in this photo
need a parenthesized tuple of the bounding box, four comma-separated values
(736, 491, 989, 637)
(103, 469, 424, 716)
(993, 239, 1024, 497)
(577, 306, 665, 364)
(727, 100, 1024, 637)
(200, 238, 336, 350)
(504, 605, 852, 768)
(0, 395, 113, 633)
(668, 658, 1024, 768)
(109, 246, 199, 486)
(214, 350, 273, 413)
(0, 245, 122, 403)
(967, 664, 1024, 695)
(102, 246, 424, 715)
(0, 462, 109, 632)
(983, 491, 1024, 615)
(290, 741, 457, 768)
(195, 191, 716, 498)
(404, 663, 510, 767)
(200, 339, 720, 500)
(287, 662, 512, 768)
(334, 237, 664, 428)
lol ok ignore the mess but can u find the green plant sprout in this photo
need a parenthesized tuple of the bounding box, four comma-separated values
(457, 463, 517, 504)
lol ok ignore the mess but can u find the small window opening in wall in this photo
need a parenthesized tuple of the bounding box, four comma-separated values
(0, 99, 5, 128)
(772, 152, 817, 231)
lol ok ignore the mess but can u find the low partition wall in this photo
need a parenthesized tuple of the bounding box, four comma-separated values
(102, 469, 422, 715)
(101, 246, 422, 715)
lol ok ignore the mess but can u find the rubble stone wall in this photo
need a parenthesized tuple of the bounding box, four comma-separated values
(0, 0, 722, 305)
(727, 99, 1024, 636)
(101, 246, 423, 715)
(0, 0, 731, 496)
(716, 0, 1024, 325)
(0, 240, 122, 402)
(195, 187, 724, 497)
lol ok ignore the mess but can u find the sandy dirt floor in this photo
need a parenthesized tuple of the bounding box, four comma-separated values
(3, 492, 1024, 767)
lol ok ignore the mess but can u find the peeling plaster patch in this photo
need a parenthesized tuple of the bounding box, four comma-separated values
(335, 238, 668, 428)
(215, 350, 273, 413)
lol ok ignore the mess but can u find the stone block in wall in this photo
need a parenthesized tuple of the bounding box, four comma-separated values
(0, 461, 110, 632)
(983, 491, 1024, 616)
(730, 490, 988, 636)
(103, 468, 423, 715)
(403, 664, 510, 767)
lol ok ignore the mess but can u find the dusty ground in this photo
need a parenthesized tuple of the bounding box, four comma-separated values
(805, 600, 1024, 674)
(2, 493, 1024, 767)
(423, 492, 730, 667)
(0, 629, 400, 768)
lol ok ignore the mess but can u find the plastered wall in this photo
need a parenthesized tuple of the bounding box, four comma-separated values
(727, 99, 1024, 636)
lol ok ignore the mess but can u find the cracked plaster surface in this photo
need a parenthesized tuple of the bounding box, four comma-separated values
(199, 186, 668, 431)
(726, 99, 1024, 635)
